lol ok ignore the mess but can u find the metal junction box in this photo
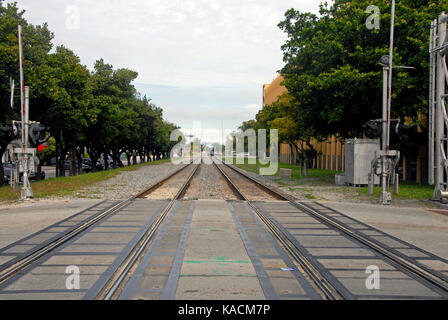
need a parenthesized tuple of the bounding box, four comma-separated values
(344, 139, 380, 186)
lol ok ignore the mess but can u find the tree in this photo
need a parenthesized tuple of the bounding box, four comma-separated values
(278, 0, 448, 139)
(0, 1, 53, 185)
(0, 2, 178, 185)
(30, 46, 94, 176)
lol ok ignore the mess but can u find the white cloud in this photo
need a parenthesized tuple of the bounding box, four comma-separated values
(17, 0, 326, 141)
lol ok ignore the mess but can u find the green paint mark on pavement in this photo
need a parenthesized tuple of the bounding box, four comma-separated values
(184, 256, 250, 264)
(212, 270, 234, 276)
(179, 274, 257, 278)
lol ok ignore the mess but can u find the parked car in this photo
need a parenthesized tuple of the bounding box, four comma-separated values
(96, 155, 114, 170)
(64, 160, 79, 171)
(63, 158, 93, 173)
(3, 162, 45, 183)
(81, 158, 92, 172)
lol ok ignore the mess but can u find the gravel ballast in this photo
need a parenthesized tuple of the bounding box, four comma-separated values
(182, 163, 240, 200)
(75, 162, 184, 200)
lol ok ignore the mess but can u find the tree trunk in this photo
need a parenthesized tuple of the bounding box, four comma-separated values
(76, 148, 82, 175)
(112, 150, 121, 169)
(58, 129, 67, 177)
(300, 142, 305, 177)
(36, 163, 42, 181)
(55, 137, 60, 177)
(69, 146, 77, 176)
(0, 161, 4, 187)
(289, 144, 294, 165)
(111, 150, 117, 169)
(91, 156, 98, 172)
(303, 141, 309, 177)
(58, 152, 66, 177)
(104, 151, 109, 170)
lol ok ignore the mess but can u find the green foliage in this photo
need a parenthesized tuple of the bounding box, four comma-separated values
(278, 0, 448, 138)
(0, 1, 53, 147)
(0, 1, 177, 183)
(38, 136, 56, 161)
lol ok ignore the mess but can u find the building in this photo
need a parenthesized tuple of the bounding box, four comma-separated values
(263, 75, 287, 106)
(263, 74, 429, 183)
(263, 74, 345, 172)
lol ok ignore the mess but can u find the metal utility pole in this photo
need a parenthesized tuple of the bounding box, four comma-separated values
(379, 0, 396, 205)
(428, 20, 437, 186)
(18, 25, 24, 137)
(371, 1, 400, 205)
(431, 12, 448, 202)
(17, 25, 33, 200)
(386, 0, 395, 152)
(21, 86, 33, 199)
(382, 66, 388, 151)
(380, 63, 390, 204)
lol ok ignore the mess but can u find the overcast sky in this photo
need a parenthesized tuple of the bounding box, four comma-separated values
(17, 0, 325, 143)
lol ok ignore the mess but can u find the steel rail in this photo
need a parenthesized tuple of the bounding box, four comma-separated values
(212, 159, 346, 300)
(216, 158, 448, 296)
(0, 161, 193, 284)
(296, 201, 448, 293)
(98, 163, 200, 300)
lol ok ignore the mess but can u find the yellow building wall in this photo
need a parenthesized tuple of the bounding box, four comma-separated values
(263, 75, 288, 106)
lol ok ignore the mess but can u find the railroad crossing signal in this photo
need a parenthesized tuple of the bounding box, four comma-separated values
(6, 26, 51, 199)
(7, 26, 36, 200)
(29, 123, 50, 146)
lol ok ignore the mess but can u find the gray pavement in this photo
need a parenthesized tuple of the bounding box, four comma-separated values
(175, 200, 265, 300)
(0, 199, 103, 249)
(323, 201, 448, 259)
(0, 198, 447, 299)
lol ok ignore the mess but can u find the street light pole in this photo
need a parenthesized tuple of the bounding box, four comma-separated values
(386, 0, 396, 152)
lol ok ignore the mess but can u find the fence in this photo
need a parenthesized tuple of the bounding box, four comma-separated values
(279, 136, 345, 171)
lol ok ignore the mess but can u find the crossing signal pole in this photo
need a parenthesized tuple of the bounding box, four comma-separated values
(369, 1, 401, 205)
(16, 25, 34, 200)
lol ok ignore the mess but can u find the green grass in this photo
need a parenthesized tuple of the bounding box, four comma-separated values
(0, 158, 171, 202)
(289, 187, 313, 192)
(228, 157, 338, 185)
(358, 182, 434, 200)
(228, 157, 434, 201)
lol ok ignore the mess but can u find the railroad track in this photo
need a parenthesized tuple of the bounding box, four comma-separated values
(95, 163, 200, 299)
(0, 161, 196, 287)
(213, 157, 448, 299)
(1, 156, 447, 300)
